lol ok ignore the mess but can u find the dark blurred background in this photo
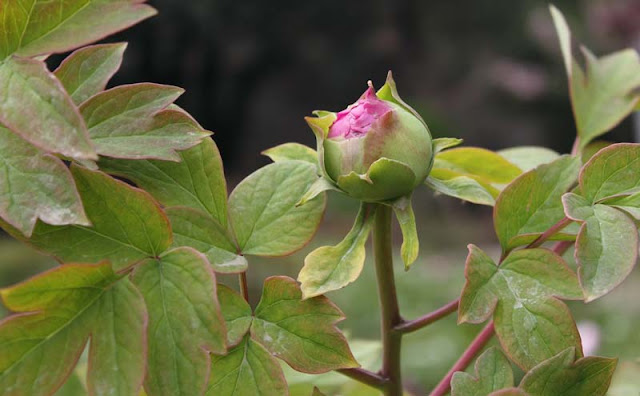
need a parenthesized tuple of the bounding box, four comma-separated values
(3, 1, 640, 394)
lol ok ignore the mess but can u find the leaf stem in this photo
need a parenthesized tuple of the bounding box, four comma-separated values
(429, 321, 495, 396)
(337, 368, 389, 390)
(239, 272, 249, 302)
(526, 216, 571, 249)
(552, 240, 573, 256)
(373, 204, 403, 396)
(395, 299, 459, 334)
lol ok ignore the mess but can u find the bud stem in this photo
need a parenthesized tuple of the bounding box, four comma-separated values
(373, 204, 404, 395)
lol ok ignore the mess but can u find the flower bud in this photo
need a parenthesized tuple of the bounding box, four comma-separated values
(306, 73, 433, 202)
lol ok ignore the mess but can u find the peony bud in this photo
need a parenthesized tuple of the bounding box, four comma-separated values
(306, 72, 433, 202)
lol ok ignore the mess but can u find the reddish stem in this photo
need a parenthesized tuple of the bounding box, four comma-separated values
(239, 272, 249, 302)
(395, 299, 460, 334)
(526, 217, 571, 249)
(429, 321, 495, 396)
(337, 368, 388, 390)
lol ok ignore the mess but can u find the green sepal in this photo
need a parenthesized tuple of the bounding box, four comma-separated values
(337, 158, 416, 202)
(376, 71, 428, 128)
(297, 177, 340, 207)
(433, 137, 464, 154)
(389, 195, 419, 269)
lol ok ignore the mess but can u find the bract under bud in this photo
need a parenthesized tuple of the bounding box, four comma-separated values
(308, 73, 433, 202)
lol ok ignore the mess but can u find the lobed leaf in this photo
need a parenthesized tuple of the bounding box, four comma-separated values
(518, 348, 617, 396)
(3, 166, 172, 271)
(458, 246, 583, 370)
(99, 138, 229, 226)
(0, 263, 146, 396)
(451, 347, 514, 396)
(262, 143, 318, 165)
(167, 207, 247, 274)
(131, 247, 226, 396)
(80, 83, 210, 161)
(0, 57, 95, 160)
(494, 156, 580, 251)
(550, 6, 640, 150)
(0, 0, 156, 59)
(229, 161, 326, 256)
(579, 143, 640, 203)
(251, 276, 358, 373)
(0, 126, 89, 237)
(217, 285, 252, 347)
(298, 203, 375, 298)
(207, 336, 288, 396)
(54, 43, 127, 104)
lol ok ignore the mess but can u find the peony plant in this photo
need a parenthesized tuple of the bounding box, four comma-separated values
(0, 2, 639, 396)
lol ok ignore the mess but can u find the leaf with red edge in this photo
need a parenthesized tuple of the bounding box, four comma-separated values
(458, 246, 583, 370)
(0, 57, 96, 160)
(54, 43, 127, 105)
(0, 263, 147, 396)
(451, 347, 514, 396)
(251, 276, 358, 374)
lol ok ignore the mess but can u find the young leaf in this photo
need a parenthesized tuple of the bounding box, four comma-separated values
(298, 203, 375, 298)
(99, 138, 229, 226)
(0, 0, 156, 59)
(262, 143, 317, 165)
(0, 263, 146, 396)
(80, 83, 210, 161)
(494, 156, 580, 251)
(218, 285, 252, 347)
(54, 43, 127, 104)
(435, 148, 522, 184)
(549, 6, 640, 150)
(3, 166, 172, 271)
(229, 162, 326, 256)
(432, 137, 464, 154)
(390, 196, 419, 269)
(167, 207, 247, 274)
(131, 247, 226, 396)
(498, 147, 560, 172)
(0, 57, 96, 160)
(451, 347, 514, 396)
(426, 174, 496, 206)
(458, 246, 583, 370)
(579, 143, 640, 203)
(518, 348, 617, 396)
(251, 276, 358, 373)
(0, 126, 89, 237)
(562, 196, 638, 301)
(207, 336, 288, 396)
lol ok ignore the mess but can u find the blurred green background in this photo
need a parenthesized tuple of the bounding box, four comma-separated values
(3, 0, 640, 394)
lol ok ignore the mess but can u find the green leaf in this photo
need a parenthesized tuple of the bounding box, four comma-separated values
(262, 143, 317, 165)
(488, 389, 529, 396)
(167, 207, 247, 274)
(435, 148, 522, 184)
(579, 143, 640, 203)
(0, 0, 156, 59)
(54, 43, 127, 105)
(99, 138, 229, 226)
(0, 263, 146, 396)
(207, 336, 288, 396)
(458, 246, 583, 370)
(311, 387, 326, 396)
(3, 166, 172, 271)
(451, 347, 514, 396)
(390, 196, 419, 269)
(518, 348, 617, 396)
(80, 83, 210, 160)
(298, 203, 375, 298)
(498, 147, 560, 172)
(494, 156, 580, 251)
(0, 57, 96, 160)
(432, 137, 464, 154)
(297, 177, 338, 207)
(131, 247, 226, 396)
(562, 200, 638, 302)
(426, 174, 496, 206)
(217, 285, 252, 347)
(607, 191, 640, 220)
(251, 276, 358, 373)
(0, 126, 89, 237)
(229, 161, 326, 256)
(550, 6, 640, 150)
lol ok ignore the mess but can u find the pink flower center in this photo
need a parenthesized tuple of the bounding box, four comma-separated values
(328, 87, 391, 139)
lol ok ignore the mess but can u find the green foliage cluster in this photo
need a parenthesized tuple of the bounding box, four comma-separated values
(0, 2, 639, 396)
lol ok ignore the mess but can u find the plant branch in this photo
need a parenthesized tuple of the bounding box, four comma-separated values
(395, 299, 459, 334)
(526, 216, 571, 249)
(239, 272, 249, 302)
(552, 240, 573, 256)
(337, 368, 388, 390)
(373, 204, 403, 396)
(429, 321, 495, 396)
